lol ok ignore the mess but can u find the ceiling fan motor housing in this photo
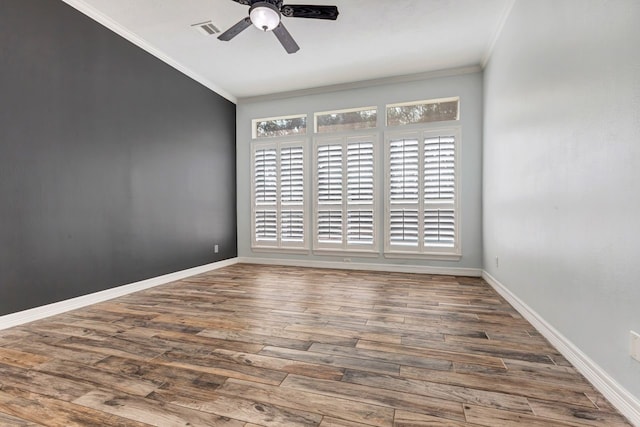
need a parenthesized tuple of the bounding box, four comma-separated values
(249, 2, 281, 31)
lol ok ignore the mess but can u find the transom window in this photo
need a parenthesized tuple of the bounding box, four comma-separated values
(253, 114, 307, 138)
(386, 97, 459, 127)
(315, 107, 377, 133)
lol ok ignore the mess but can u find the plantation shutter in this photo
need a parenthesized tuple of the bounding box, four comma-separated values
(315, 135, 376, 251)
(389, 138, 419, 246)
(252, 142, 306, 249)
(254, 147, 277, 242)
(424, 135, 455, 248)
(317, 143, 343, 244)
(385, 129, 459, 256)
(347, 141, 374, 245)
(281, 146, 304, 243)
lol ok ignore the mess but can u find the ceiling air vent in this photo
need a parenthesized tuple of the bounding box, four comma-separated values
(191, 21, 220, 36)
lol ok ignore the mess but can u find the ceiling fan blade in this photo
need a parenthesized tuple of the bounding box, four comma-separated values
(281, 5, 339, 20)
(230, 0, 250, 5)
(217, 17, 252, 41)
(272, 23, 300, 54)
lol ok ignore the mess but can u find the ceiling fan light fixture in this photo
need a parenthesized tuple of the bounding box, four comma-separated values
(249, 2, 281, 32)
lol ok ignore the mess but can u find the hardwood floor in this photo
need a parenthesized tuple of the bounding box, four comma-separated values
(0, 263, 632, 426)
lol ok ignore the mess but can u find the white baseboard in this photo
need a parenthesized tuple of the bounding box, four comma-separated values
(238, 256, 482, 277)
(0, 258, 239, 331)
(482, 271, 640, 426)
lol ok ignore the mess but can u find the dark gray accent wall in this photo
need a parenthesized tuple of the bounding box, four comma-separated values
(0, 0, 237, 315)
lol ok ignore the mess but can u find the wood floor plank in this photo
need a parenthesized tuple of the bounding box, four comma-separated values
(218, 378, 394, 427)
(0, 348, 50, 369)
(152, 349, 289, 385)
(73, 389, 244, 427)
(197, 328, 314, 351)
(149, 389, 323, 427)
(355, 340, 507, 370)
(0, 362, 95, 402)
(342, 369, 532, 414)
(394, 409, 484, 427)
(33, 358, 160, 397)
(285, 323, 402, 344)
(399, 365, 596, 407)
(93, 355, 227, 393)
(0, 412, 43, 427)
(308, 343, 453, 372)
(140, 328, 265, 353)
(0, 387, 152, 427)
(4, 339, 108, 365)
(0, 263, 631, 426)
(260, 345, 401, 375)
(528, 398, 632, 426)
(319, 417, 375, 427)
(208, 348, 345, 380)
(280, 374, 466, 422)
(462, 404, 586, 427)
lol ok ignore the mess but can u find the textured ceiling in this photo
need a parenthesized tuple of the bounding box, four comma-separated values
(65, 0, 513, 101)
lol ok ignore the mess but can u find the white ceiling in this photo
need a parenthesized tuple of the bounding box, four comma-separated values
(66, 0, 513, 101)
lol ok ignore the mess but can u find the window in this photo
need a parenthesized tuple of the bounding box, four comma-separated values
(384, 128, 460, 259)
(386, 97, 459, 127)
(253, 114, 307, 138)
(315, 107, 377, 133)
(252, 140, 307, 250)
(314, 134, 377, 252)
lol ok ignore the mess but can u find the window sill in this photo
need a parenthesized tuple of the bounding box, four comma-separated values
(312, 249, 380, 258)
(384, 251, 462, 262)
(251, 246, 310, 255)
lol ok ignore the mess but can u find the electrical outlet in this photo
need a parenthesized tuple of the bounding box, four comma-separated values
(495, 256, 499, 268)
(631, 331, 640, 362)
(214, 244, 219, 254)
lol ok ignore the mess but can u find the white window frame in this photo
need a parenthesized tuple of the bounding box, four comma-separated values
(313, 132, 378, 255)
(251, 137, 309, 253)
(384, 126, 461, 260)
(314, 106, 378, 134)
(252, 114, 307, 139)
(386, 97, 460, 126)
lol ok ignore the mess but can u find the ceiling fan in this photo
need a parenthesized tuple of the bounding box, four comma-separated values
(218, 0, 339, 54)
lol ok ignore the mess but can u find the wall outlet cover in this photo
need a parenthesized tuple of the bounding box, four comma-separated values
(631, 330, 640, 362)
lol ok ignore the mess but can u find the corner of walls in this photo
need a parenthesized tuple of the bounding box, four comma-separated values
(61, 0, 237, 103)
(483, 271, 640, 426)
(0, 258, 239, 331)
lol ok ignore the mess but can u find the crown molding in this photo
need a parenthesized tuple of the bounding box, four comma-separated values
(61, 0, 237, 104)
(481, 0, 516, 68)
(237, 65, 483, 104)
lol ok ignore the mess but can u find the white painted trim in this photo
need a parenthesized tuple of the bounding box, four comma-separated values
(480, 0, 516, 68)
(0, 258, 239, 331)
(238, 256, 482, 277)
(482, 271, 640, 427)
(237, 66, 482, 104)
(60, 0, 237, 104)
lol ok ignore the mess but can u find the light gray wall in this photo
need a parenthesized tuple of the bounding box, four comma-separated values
(237, 72, 483, 269)
(483, 0, 640, 398)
